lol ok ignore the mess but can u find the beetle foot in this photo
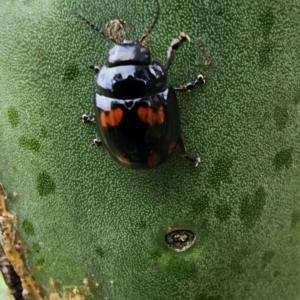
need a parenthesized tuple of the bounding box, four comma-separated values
(174, 74, 206, 92)
(80, 114, 96, 124)
(185, 155, 201, 167)
(89, 65, 100, 73)
(92, 139, 102, 147)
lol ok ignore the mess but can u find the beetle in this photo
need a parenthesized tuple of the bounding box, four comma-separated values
(68, 0, 205, 169)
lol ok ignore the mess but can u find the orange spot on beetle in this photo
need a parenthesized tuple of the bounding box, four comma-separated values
(100, 108, 123, 127)
(100, 112, 107, 127)
(147, 152, 161, 167)
(137, 107, 164, 124)
(137, 107, 151, 123)
(156, 107, 165, 124)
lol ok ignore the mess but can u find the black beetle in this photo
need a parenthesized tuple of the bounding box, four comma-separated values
(68, 0, 205, 169)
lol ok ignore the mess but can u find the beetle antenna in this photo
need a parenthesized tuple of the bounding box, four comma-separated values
(140, 0, 160, 44)
(66, 8, 117, 44)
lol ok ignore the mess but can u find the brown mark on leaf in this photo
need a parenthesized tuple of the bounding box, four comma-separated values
(49, 288, 85, 300)
(197, 39, 212, 68)
(0, 183, 44, 299)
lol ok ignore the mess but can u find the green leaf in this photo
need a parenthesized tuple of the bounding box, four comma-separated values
(0, 0, 300, 299)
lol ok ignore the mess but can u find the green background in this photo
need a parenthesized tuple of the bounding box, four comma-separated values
(0, 0, 300, 299)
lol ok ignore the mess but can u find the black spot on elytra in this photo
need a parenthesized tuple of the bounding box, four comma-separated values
(36, 171, 56, 196)
(240, 186, 267, 227)
(273, 105, 288, 130)
(18, 136, 40, 152)
(273, 148, 293, 171)
(7, 107, 19, 128)
(215, 204, 232, 221)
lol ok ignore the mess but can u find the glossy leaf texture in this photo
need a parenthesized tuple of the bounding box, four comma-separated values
(0, 0, 300, 299)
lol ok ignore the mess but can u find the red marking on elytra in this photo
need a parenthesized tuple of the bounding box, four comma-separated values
(100, 108, 123, 127)
(156, 107, 164, 124)
(137, 107, 164, 125)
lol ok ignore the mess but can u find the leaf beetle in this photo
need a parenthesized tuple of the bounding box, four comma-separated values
(68, 0, 206, 169)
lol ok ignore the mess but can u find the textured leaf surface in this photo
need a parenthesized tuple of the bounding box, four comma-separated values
(0, 0, 300, 299)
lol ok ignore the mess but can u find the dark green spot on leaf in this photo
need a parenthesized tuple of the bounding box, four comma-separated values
(63, 64, 80, 81)
(273, 105, 288, 130)
(7, 107, 19, 128)
(215, 204, 232, 221)
(273, 148, 293, 171)
(258, 8, 275, 39)
(36, 171, 55, 196)
(36, 257, 45, 265)
(291, 210, 300, 229)
(7, 192, 17, 203)
(273, 270, 280, 278)
(257, 8, 275, 67)
(240, 186, 267, 227)
(22, 219, 35, 236)
(136, 219, 147, 230)
(32, 242, 41, 253)
(95, 247, 104, 257)
(262, 250, 275, 269)
(18, 136, 40, 152)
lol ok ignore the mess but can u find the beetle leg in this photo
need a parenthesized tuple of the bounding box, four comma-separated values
(174, 74, 206, 92)
(89, 65, 101, 73)
(177, 137, 200, 167)
(92, 139, 102, 147)
(80, 114, 96, 124)
(165, 33, 190, 71)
